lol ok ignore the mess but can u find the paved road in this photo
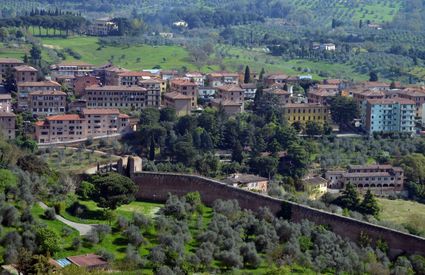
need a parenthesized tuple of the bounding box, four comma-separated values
(38, 202, 96, 236)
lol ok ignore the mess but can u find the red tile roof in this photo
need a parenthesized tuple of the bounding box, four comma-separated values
(82, 108, 121, 115)
(17, 81, 61, 87)
(0, 58, 23, 64)
(164, 92, 192, 100)
(118, 71, 155, 77)
(218, 85, 244, 93)
(171, 79, 198, 86)
(46, 114, 83, 121)
(57, 61, 93, 67)
(367, 97, 415, 105)
(67, 254, 108, 268)
(85, 85, 147, 92)
(14, 65, 37, 72)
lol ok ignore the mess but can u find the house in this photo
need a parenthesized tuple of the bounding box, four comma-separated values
(320, 43, 336, 51)
(170, 79, 198, 107)
(0, 94, 12, 112)
(360, 81, 391, 91)
(160, 70, 179, 81)
(326, 165, 404, 194)
(28, 90, 67, 116)
(104, 66, 130, 86)
(397, 88, 425, 118)
(223, 173, 268, 193)
(163, 92, 192, 117)
(264, 73, 289, 88)
(211, 99, 244, 116)
(303, 176, 328, 199)
(0, 58, 23, 83)
(0, 112, 15, 140)
(138, 79, 164, 98)
(51, 61, 94, 78)
(17, 81, 62, 111)
(307, 89, 338, 105)
(34, 108, 130, 144)
(73, 75, 100, 97)
(68, 99, 87, 112)
(240, 83, 257, 100)
(83, 85, 160, 110)
(185, 72, 205, 86)
(13, 65, 38, 83)
(364, 98, 415, 134)
(87, 18, 118, 36)
(66, 254, 109, 270)
(216, 85, 244, 103)
(206, 72, 239, 87)
(283, 103, 330, 125)
(263, 87, 291, 105)
(117, 71, 156, 86)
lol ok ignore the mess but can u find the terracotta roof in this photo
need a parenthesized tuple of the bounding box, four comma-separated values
(0, 58, 23, 64)
(324, 79, 342, 85)
(308, 89, 338, 97)
(164, 92, 191, 100)
(211, 99, 242, 106)
(349, 164, 399, 170)
(240, 83, 257, 89)
(208, 72, 239, 78)
(82, 108, 120, 115)
(139, 79, 162, 84)
(67, 254, 108, 268)
(17, 81, 61, 87)
(118, 71, 155, 77)
(343, 172, 391, 178)
(284, 103, 328, 108)
(398, 88, 425, 97)
(367, 97, 415, 105)
(14, 65, 37, 72)
(264, 88, 290, 95)
(171, 79, 198, 86)
(29, 90, 66, 96)
(35, 121, 45, 126)
(0, 112, 15, 117)
(362, 81, 391, 88)
(223, 174, 268, 185)
(218, 85, 244, 93)
(57, 61, 93, 67)
(303, 176, 327, 185)
(119, 114, 129, 119)
(0, 94, 11, 100)
(267, 74, 289, 80)
(85, 85, 147, 92)
(46, 114, 83, 121)
(316, 84, 339, 90)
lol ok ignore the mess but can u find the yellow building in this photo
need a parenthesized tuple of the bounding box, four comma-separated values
(283, 103, 330, 124)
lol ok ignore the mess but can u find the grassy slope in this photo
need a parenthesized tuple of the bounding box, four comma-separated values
(378, 198, 425, 232)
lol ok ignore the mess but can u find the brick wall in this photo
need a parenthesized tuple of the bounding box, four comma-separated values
(131, 171, 425, 258)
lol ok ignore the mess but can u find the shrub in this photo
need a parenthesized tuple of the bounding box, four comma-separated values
(44, 208, 56, 220)
(85, 228, 99, 245)
(124, 225, 144, 247)
(96, 249, 115, 263)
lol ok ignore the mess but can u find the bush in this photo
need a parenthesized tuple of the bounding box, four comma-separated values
(124, 225, 144, 247)
(44, 208, 56, 220)
(85, 228, 99, 245)
(95, 225, 111, 241)
(96, 249, 115, 263)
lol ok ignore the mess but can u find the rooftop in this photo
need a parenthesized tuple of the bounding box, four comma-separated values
(218, 85, 244, 93)
(240, 83, 257, 89)
(85, 85, 147, 92)
(82, 108, 121, 115)
(46, 114, 83, 121)
(14, 65, 37, 72)
(284, 103, 328, 108)
(343, 172, 391, 178)
(57, 61, 94, 67)
(211, 99, 243, 106)
(349, 164, 401, 171)
(67, 254, 108, 268)
(0, 112, 15, 117)
(17, 80, 61, 87)
(0, 58, 23, 64)
(164, 91, 192, 100)
(267, 74, 289, 80)
(223, 173, 268, 185)
(264, 88, 290, 95)
(118, 71, 155, 77)
(208, 72, 239, 78)
(0, 94, 11, 100)
(308, 89, 338, 97)
(171, 79, 198, 86)
(398, 88, 425, 97)
(367, 97, 415, 105)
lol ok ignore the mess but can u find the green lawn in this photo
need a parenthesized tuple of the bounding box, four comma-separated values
(378, 198, 425, 236)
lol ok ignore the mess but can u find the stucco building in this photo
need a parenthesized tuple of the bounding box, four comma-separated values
(0, 58, 23, 83)
(28, 90, 67, 116)
(283, 103, 330, 125)
(17, 81, 62, 111)
(163, 92, 192, 117)
(13, 65, 38, 83)
(0, 112, 16, 140)
(170, 79, 198, 108)
(0, 94, 12, 113)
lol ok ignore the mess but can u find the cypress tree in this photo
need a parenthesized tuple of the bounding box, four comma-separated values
(244, 65, 250, 84)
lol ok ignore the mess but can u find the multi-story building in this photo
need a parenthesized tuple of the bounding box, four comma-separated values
(216, 85, 244, 103)
(51, 61, 94, 78)
(87, 18, 118, 36)
(160, 70, 179, 81)
(83, 85, 160, 110)
(283, 103, 330, 125)
(170, 79, 198, 107)
(397, 88, 425, 119)
(307, 89, 338, 105)
(104, 66, 130, 85)
(240, 83, 257, 100)
(0, 94, 12, 113)
(0, 58, 23, 83)
(0, 112, 16, 140)
(198, 87, 217, 101)
(138, 79, 162, 106)
(117, 71, 156, 86)
(13, 65, 38, 83)
(207, 72, 239, 87)
(264, 74, 289, 88)
(223, 173, 268, 193)
(28, 90, 67, 116)
(364, 98, 415, 134)
(326, 165, 404, 193)
(185, 72, 204, 86)
(34, 108, 130, 143)
(211, 99, 244, 116)
(264, 88, 291, 105)
(17, 81, 62, 111)
(73, 75, 100, 97)
(163, 92, 192, 117)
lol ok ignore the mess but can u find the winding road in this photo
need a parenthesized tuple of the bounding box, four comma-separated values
(38, 202, 96, 236)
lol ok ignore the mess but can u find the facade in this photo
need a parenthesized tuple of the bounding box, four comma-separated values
(211, 99, 244, 115)
(17, 81, 62, 111)
(104, 66, 130, 86)
(326, 165, 404, 193)
(320, 43, 336, 51)
(87, 18, 118, 36)
(198, 87, 217, 101)
(263, 88, 291, 105)
(83, 85, 160, 110)
(0, 112, 15, 140)
(216, 85, 244, 102)
(13, 65, 38, 83)
(240, 83, 257, 100)
(307, 89, 338, 105)
(138, 79, 163, 106)
(223, 173, 268, 193)
(51, 61, 94, 78)
(365, 98, 415, 134)
(0, 94, 12, 113)
(0, 58, 23, 83)
(185, 72, 204, 86)
(264, 74, 289, 88)
(160, 70, 179, 81)
(34, 108, 130, 143)
(397, 88, 425, 118)
(73, 75, 100, 97)
(170, 79, 198, 107)
(117, 71, 156, 86)
(28, 90, 67, 116)
(303, 176, 328, 199)
(283, 103, 330, 125)
(207, 72, 239, 87)
(163, 92, 192, 117)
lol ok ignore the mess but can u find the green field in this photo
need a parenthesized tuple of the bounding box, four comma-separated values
(378, 198, 425, 236)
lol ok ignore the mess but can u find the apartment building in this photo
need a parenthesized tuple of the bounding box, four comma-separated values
(240, 83, 257, 100)
(83, 85, 160, 110)
(397, 88, 425, 118)
(34, 108, 130, 143)
(160, 70, 179, 81)
(283, 103, 330, 125)
(326, 165, 404, 193)
(13, 65, 38, 83)
(0, 112, 16, 140)
(216, 85, 244, 102)
(28, 90, 67, 116)
(263, 87, 291, 105)
(51, 61, 94, 78)
(307, 89, 338, 105)
(104, 66, 130, 85)
(0, 58, 23, 83)
(365, 98, 415, 134)
(17, 81, 62, 111)
(185, 72, 204, 86)
(207, 72, 239, 87)
(0, 94, 12, 112)
(264, 74, 289, 88)
(170, 79, 198, 107)
(117, 71, 156, 86)
(73, 75, 100, 96)
(138, 79, 163, 107)
(163, 92, 192, 117)
(211, 99, 244, 116)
